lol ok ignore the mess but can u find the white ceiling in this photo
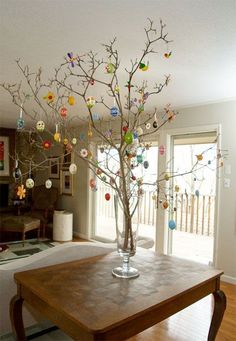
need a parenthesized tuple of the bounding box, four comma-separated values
(0, 0, 236, 128)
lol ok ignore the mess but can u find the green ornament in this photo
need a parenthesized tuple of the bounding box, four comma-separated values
(124, 132, 133, 145)
(137, 154, 143, 164)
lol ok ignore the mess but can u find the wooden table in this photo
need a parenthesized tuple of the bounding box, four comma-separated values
(10, 249, 226, 341)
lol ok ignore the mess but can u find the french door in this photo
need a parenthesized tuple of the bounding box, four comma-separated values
(168, 131, 218, 264)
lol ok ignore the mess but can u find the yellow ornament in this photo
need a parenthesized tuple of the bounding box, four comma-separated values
(175, 185, 180, 192)
(164, 174, 170, 181)
(54, 132, 61, 142)
(68, 95, 75, 106)
(17, 184, 26, 200)
(196, 154, 203, 161)
(88, 130, 93, 138)
(162, 201, 169, 209)
(63, 138, 68, 145)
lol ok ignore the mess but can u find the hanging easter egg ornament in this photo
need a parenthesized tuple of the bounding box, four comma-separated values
(164, 173, 170, 181)
(137, 154, 143, 164)
(72, 138, 77, 145)
(164, 51, 172, 58)
(143, 160, 149, 169)
(139, 62, 149, 71)
(124, 132, 133, 145)
(17, 104, 24, 130)
(162, 201, 169, 209)
(36, 120, 45, 132)
(63, 138, 68, 145)
(159, 145, 165, 156)
(136, 127, 143, 136)
(123, 125, 129, 133)
(69, 163, 77, 175)
(110, 106, 119, 117)
(153, 121, 158, 129)
(60, 107, 68, 118)
(145, 122, 151, 130)
(100, 147, 105, 153)
(196, 154, 203, 161)
(42, 140, 51, 150)
(54, 124, 61, 142)
(86, 96, 95, 109)
(68, 95, 75, 106)
(168, 220, 176, 230)
(79, 132, 86, 141)
(105, 193, 111, 201)
(105, 62, 116, 74)
(13, 160, 22, 180)
(114, 85, 120, 93)
(26, 178, 35, 189)
(80, 148, 88, 158)
(175, 185, 180, 192)
(195, 190, 200, 197)
(17, 184, 26, 200)
(45, 179, 52, 189)
(17, 118, 25, 130)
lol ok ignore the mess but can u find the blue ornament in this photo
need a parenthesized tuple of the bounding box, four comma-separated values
(143, 161, 149, 169)
(168, 220, 176, 230)
(79, 132, 86, 141)
(110, 106, 119, 117)
(195, 190, 200, 197)
(133, 131, 138, 139)
(17, 118, 24, 130)
(136, 154, 143, 164)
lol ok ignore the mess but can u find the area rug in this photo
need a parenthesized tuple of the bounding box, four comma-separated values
(0, 239, 58, 265)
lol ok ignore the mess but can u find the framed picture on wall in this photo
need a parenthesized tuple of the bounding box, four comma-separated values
(0, 136, 10, 176)
(60, 170, 73, 196)
(48, 156, 60, 179)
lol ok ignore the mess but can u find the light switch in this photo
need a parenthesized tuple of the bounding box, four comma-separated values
(223, 178, 231, 188)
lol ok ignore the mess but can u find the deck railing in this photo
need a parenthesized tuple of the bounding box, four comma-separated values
(97, 184, 215, 237)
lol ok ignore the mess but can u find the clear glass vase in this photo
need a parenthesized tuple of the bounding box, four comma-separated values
(112, 195, 140, 279)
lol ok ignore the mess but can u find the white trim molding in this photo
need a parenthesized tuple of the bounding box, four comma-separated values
(221, 275, 236, 285)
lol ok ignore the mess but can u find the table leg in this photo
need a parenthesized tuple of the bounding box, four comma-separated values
(10, 294, 26, 341)
(208, 290, 226, 341)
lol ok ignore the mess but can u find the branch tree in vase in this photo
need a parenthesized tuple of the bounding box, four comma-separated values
(1, 19, 225, 278)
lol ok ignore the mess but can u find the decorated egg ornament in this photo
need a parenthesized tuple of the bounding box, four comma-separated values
(45, 179, 52, 189)
(168, 220, 176, 230)
(26, 178, 35, 189)
(124, 132, 133, 145)
(68, 96, 75, 106)
(69, 163, 77, 174)
(36, 120, 45, 132)
(17, 118, 25, 130)
(110, 106, 119, 117)
(105, 193, 111, 201)
(86, 96, 95, 109)
(60, 107, 68, 118)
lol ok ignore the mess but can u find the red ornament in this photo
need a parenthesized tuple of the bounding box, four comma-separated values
(122, 126, 128, 132)
(42, 140, 51, 150)
(131, 175, 136, 181)
(105, 193, 111, 201)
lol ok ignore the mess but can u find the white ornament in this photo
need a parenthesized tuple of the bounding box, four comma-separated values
(72, 138, 77, 145)
(136, 127, 143, 136)
(69, 163, 77, 174)
(45, 179, 52, 189)
(26, 178, 35, 189)
(145, 123, 151, 130)
(36, 120, 45, 132)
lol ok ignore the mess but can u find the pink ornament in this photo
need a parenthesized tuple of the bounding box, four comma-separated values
(60, 107, 68, 118)
(159, 145, 165, 156)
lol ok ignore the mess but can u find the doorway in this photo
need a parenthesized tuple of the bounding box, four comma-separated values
(169, 132, 218, 264)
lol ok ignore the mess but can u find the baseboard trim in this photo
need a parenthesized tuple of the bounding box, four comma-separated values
(221, 275, 236, 285)
(73, 232, 90, 240)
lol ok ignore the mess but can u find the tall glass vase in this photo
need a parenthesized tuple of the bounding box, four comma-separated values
(112, 195, 140, 279)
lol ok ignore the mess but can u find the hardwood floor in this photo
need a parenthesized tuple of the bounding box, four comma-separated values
(128, 281, 236, 341)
